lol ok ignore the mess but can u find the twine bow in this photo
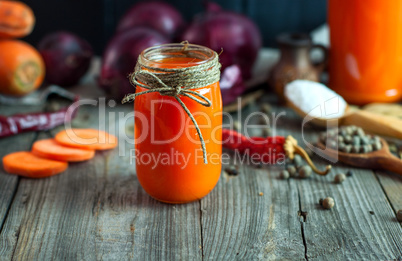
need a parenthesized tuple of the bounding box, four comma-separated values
(122, 43, 221, 164)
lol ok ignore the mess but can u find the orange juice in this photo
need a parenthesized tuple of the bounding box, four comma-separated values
(134, 44, 222, 204)
(328, 0, 402, 104)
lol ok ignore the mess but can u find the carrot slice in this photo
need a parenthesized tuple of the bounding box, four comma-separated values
(32, 139, 95, 162)
(55, 128, 118, 150)
(3, 151, 68, 178)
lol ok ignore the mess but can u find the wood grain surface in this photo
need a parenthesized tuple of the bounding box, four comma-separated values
(280, 108, 402, 260)
(0, 105, 43, 252)
(0, 95, 401, 261)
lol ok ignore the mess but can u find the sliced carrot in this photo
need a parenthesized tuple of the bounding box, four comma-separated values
(32, 139, 95, 162)
(55, 128, 118, 150)
(3, 151, 68, 178)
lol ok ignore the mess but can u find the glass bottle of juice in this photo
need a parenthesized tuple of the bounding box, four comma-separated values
(133, 43, 222, 204)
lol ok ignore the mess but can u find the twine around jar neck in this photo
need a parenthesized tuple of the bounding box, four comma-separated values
(122, 43, 221, 164)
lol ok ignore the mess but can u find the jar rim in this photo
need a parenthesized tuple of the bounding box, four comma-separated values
(140, 43, 217, 66)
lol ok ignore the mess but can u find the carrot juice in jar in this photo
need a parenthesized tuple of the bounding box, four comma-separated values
(328, 0, 402, 104)
(132, 43, 222, 204)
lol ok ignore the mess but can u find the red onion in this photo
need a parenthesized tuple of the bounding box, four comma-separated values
(181, 2, 262, 79)
(220, 65, 246, 105)
(116, 1, 185, 40)
(99, 27, 169, 99)
(38, 32, 93, 87)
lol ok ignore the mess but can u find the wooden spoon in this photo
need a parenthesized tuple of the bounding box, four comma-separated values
(316, 137, 402, 176)
(286, 97, 402, 139)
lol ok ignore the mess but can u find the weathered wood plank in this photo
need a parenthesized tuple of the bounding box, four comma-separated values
(0, 105, 43, 242)
(0, 104, 202, 260)
(376, 171, 402, 214)
(281, 108, 402, 260)
(1, 92, 401, 260)
(201, 102, 305, 260)
(93, 140, 202, 260)
(298, 165, 402, 260)
(201, 163, 305, 260)
(375, 138, 402, 215)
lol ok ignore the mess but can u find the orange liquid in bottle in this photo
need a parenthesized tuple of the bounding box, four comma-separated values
(134, 56, 222, 204)
(328, 0, 402, 104)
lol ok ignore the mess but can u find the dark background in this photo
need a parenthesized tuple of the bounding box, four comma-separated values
(22, 0, 327, 55)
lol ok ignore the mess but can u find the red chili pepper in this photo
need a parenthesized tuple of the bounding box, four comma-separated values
(222, 129, 332, 175)
(222, 128, 286, 164)
(0, 96, 79, 138)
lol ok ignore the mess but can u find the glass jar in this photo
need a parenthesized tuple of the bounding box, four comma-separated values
(133, 43, 222, 204)
(328, 0, 402, 105)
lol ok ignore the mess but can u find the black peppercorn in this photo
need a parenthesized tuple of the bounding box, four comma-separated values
(373, 142, 382, 151)
(287, 165, 297, 177)
(334, 173, 346, 184)
(397, 209, 402, 222)
(322, 197, 335, 209)
(225, 165, 239, 176)
(279, 170, 290, 180)
(352, 136, 361, 146)
(299, 165, 312, 179)
(351, 146, 360, 153)
(344, 135, 353, 144)
(342, 145, 352, 153)
(355, 128, 365, 136)
(293, 154, 303, 168)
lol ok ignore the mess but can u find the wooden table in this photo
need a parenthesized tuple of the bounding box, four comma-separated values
(0, 85, 401, 260)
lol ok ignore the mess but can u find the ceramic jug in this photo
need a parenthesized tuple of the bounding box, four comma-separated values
(269, 33, 328, 102)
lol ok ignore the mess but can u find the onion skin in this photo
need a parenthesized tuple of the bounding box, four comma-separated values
(116, 1, 185, 40)
(181, 8, 262, 79)
(99, 27, 169, 100)
(38, 32, 93, 87)
(220, 65, 246, 106)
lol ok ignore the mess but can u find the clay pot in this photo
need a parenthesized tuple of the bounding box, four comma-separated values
(269, 33, 328, 102)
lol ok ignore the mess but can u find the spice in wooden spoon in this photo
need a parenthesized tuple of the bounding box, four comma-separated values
(316, 126, 402, 176)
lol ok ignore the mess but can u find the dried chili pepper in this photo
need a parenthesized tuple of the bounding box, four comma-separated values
(222, 129, 332, 175)
(0, 96, 79, 138)
(222, 128, 285, 164)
